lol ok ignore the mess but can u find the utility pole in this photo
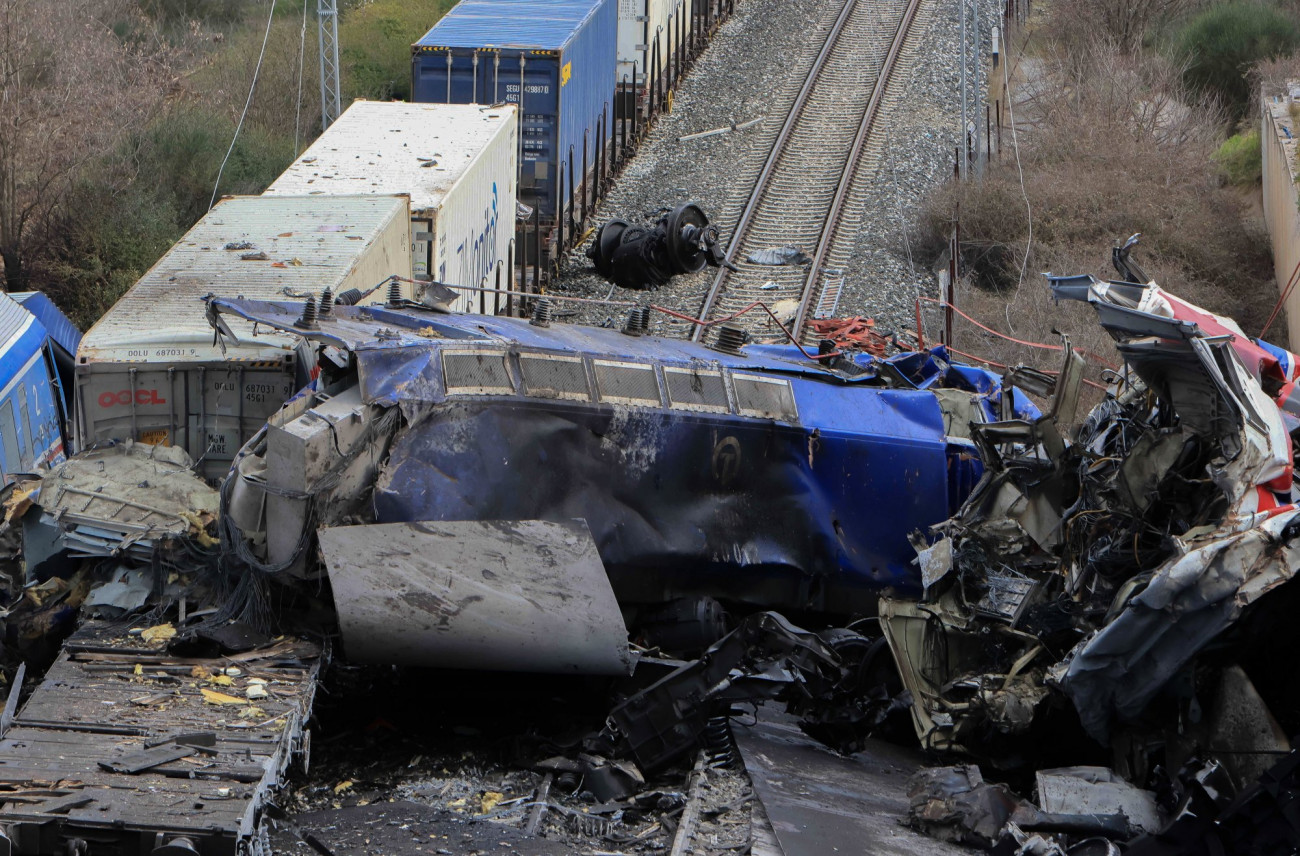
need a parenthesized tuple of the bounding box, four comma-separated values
(959, 0, 968, 179)
(318, 0, 342, 131)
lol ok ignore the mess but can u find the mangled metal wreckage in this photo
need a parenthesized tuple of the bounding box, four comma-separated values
(882, 270, 1300, 849)
(203, 293, 1034, 673)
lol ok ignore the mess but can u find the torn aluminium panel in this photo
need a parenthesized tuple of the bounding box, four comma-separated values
(22, 442, 218, 576)
(317, 519, 634, 674)
(208, 296, 1037, 628)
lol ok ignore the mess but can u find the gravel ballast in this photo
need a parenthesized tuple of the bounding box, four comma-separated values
(550, 0, 1000, 342)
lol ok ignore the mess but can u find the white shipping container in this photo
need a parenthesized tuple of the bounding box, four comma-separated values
(618, 0, 694, 86)
(76, 194, 412, 480)
(266, 100, 518, 315)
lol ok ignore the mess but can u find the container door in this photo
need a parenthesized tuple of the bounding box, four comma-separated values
(412, 217, 433, 280)
(414, 51, 560, 218)
(513, 60, 561, 217)
(190, 364, 298, 481)
(77, 366, 185, 452)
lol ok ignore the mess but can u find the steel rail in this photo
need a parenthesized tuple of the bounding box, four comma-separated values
(689, 0, 862, 341)
(793, 0, 924, 342)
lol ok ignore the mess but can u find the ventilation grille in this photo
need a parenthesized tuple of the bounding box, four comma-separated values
(593, 360, 660, 406)
(442, 349, 514, 395)
(664, 366, 729, 413)
(520, 354, 590, 401)
(733, 374, 798, 421)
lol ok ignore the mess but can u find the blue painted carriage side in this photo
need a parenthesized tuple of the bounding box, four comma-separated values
(0, 315, 67, 482)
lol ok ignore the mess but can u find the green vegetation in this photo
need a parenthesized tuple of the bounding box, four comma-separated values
(341, 0, 455, 101)
(1176, 2, 1300, 119)
(1213, 128, 1263, 185)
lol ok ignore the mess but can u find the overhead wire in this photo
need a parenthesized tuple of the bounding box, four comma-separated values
(1002, 25, 1033, 331)
(209, 0, 280, 211)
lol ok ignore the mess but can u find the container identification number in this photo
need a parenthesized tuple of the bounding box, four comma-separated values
(122, 348, 198, 358)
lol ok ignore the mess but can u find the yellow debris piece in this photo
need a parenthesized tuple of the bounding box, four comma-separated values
(479, 791, 505, 814)
(140, 624, 176, 643)
(334, 780, 353, 794)
(200, 688, 244, 705)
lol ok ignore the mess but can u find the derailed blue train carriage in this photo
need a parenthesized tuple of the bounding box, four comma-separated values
(0, 292, 79, 486)
(210, 296, 1032, 632)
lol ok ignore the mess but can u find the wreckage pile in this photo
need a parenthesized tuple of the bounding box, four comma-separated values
(882, 270, 1300, 854)
(8, 236, 1300, 854)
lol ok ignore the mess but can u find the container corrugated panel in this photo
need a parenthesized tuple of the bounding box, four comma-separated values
(617, 0, 694, 86)
(75, 195, 412, 479)
(412, 0, 617, 218)
(265, 101, 518, 314)
(80, 195, 411, 361)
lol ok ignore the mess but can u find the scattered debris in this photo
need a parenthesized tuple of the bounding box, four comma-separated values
(746, 246, 811, 266)
(0, 622, 320, 854)
(21, 441, 218, 574)
(678, 117, 763, 143)
(810, 315, 889, 355)
(587, 202, 735, 290)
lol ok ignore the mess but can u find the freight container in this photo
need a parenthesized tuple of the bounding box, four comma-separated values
(265, 100, 518, 315)
(412, 0, 617, 219)
(617, 0, 694, 90)
(75, 194, 412, 481)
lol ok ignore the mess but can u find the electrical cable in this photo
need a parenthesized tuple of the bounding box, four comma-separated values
(1261, 257, 1300, 337)
(209, 0, 279, 211)
(294, 0, 308, 156)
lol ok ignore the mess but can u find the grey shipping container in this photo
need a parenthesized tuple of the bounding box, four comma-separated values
(76, 195, 412, 481)
(412, 0, 617, 219)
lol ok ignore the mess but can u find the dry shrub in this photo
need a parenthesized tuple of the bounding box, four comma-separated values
(919, 33, 1280, 380)
(1043, 0, 1197, 56)
(1254, 53, 1300, 107)
(0, 0, 173, 290)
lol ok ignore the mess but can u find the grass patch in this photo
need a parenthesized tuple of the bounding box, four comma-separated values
(340, 0, 456, 101)
(1213, 128, 1263, 184)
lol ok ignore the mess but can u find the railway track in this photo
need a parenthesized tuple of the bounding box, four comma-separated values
(689, 0, 924, 347)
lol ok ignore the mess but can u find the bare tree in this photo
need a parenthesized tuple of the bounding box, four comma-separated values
(0, 0, 166, 290)
(1049, 0, 1195, 56)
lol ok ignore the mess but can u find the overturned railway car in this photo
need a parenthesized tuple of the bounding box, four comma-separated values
(208, 295, 1034, 670)
(0, 292, 79, 485)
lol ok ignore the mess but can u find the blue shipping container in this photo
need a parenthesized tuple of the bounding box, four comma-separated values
(412, 0, 617, 218)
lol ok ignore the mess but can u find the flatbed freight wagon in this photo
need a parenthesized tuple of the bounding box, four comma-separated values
(266, 100, 518, 315)
(412, 0, 616, 221)
(75, 194, 412, 481)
